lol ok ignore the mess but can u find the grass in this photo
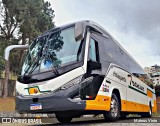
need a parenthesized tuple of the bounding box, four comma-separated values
(0, 97, 15, 111)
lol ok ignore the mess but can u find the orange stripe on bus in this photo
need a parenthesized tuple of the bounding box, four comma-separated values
(86, 95, 157, 113)
(121, 100, 149, 112)
(147, 89, 153, 98)
(85, 95, 111, 111)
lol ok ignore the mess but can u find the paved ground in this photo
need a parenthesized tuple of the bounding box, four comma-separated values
(0, 116, 160, 126)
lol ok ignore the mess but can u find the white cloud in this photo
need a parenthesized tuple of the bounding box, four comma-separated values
(46, 0, 160, 67)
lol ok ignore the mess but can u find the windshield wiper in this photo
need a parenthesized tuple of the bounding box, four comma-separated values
(23, 35, 60, 76)
(23, 47, 35, 75)
(23, 39, 45, 75)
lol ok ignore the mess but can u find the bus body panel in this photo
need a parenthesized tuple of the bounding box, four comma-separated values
(85, 63, 157, 113)
(16, 67, 85, 95)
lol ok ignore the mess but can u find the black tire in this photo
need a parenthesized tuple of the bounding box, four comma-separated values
(103, 93, 120, 122)
(55, 112, 72, 123)
(141, 103, 152, 118)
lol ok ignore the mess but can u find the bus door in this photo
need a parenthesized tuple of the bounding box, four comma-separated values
(80, 32, 103, 100)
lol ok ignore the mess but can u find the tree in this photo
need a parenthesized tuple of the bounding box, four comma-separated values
(18, 0, 55, 66)
(0, 0, 55, 98)
(0, 56, 5, 78)
(0, 0, 19, 98)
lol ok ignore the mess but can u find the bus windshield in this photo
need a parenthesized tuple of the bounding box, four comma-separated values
(21, 27, 83, 75)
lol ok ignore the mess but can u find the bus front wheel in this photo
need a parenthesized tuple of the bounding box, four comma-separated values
(55, 112, 72, 123)
(103, 93, 120, 121)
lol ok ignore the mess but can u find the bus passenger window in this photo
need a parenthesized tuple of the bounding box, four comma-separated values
(135, 73, 154, 88)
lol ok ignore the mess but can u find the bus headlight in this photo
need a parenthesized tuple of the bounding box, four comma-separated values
(61, 75, 83, 90)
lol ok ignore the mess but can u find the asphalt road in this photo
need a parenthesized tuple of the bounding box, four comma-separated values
(1, 116, 160, 126)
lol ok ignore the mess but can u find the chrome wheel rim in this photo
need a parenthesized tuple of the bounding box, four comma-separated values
(110, 98, 118, 117)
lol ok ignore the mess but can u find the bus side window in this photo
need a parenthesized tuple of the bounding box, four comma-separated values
(134, 73, 154, 88)
(87, 38, 101, 73)
(89, 38, 99, 62)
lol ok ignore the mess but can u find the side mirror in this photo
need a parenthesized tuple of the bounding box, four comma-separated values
(74, 22, 85, 42)
(4, 45, 29, 61)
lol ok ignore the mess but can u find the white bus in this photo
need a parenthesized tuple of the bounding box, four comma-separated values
(5, 20, 157, 123)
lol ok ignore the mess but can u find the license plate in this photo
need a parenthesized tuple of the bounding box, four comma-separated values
(30, 103, 42, 110)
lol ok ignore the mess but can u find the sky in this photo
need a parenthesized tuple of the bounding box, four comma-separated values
(47, 0, 160, 68)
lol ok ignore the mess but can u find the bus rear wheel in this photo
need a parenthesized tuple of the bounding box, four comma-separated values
(103, 93, 120, 121)
(55, 112, 72, 123)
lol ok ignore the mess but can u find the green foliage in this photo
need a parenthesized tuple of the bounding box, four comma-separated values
(17, 0, 55, 44)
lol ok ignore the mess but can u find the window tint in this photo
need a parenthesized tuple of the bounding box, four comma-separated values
(21, 27, 84, 75)
(115, 45, 129, 70)
(89, 38, 99, 62)
(126, 55, 145, 74)
(96, 35, 117, 63)
(48, 27, 82, 66)
(133, 74, 154, 88)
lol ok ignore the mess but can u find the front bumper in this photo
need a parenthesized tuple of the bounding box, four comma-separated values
(16, 94, 86, 114)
